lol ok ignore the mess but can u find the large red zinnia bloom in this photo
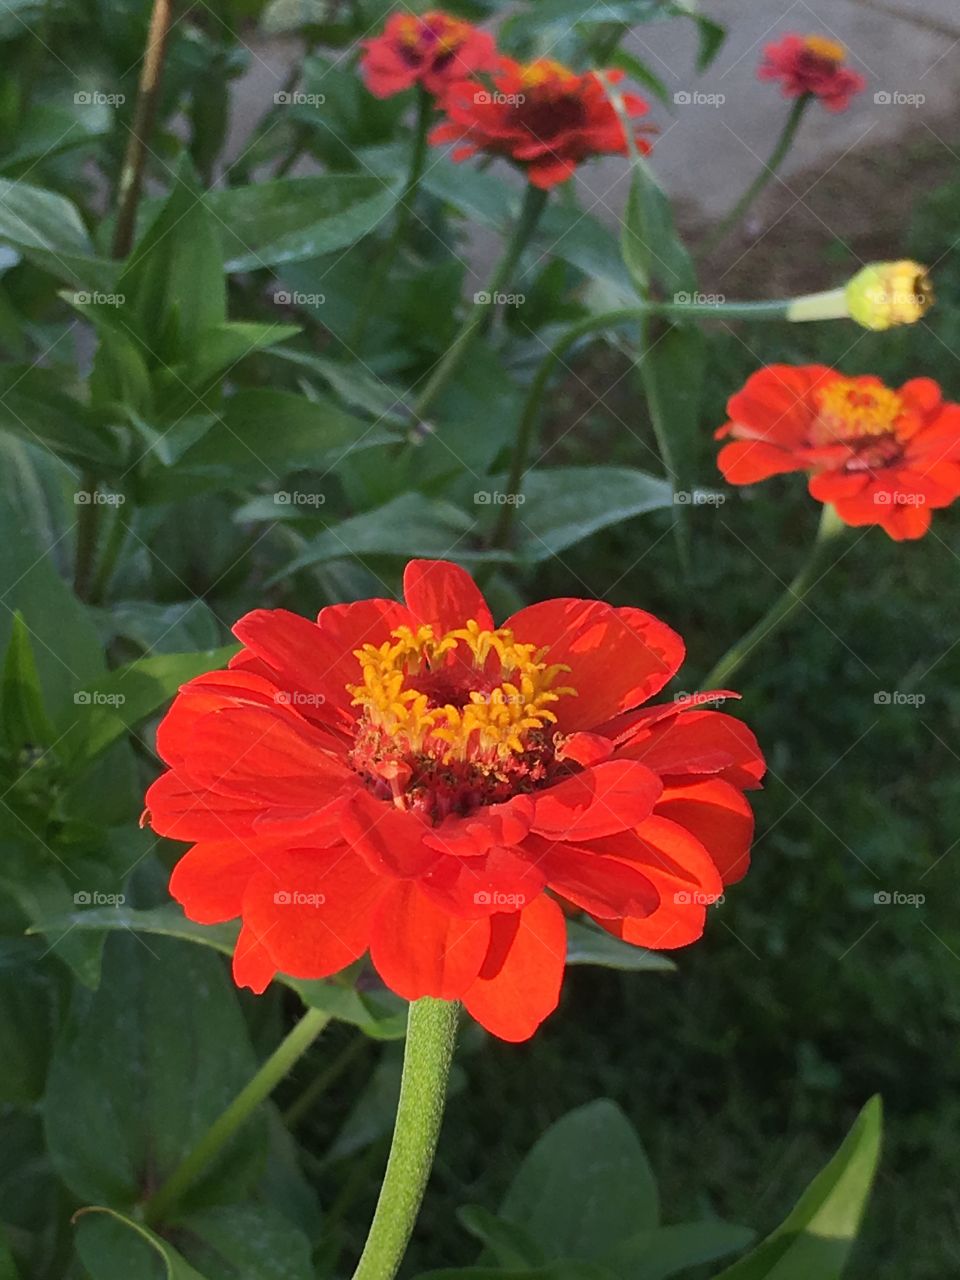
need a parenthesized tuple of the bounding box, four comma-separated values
(144, 561, 764, 1041)
(758, 34, 865, 112)
(716, 366, 960, 541)
(360, 11, 497, 100)
(430, 58, 653, 189)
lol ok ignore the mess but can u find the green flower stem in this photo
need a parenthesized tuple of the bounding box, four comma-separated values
(490, 300, 790, 549)
(351, 998, 459, 1280)
(700, 95, 810, 258)
(349, 88, 432, 349)
(412, 184, 549, 423)
(142, 1006, 330, 1225)
(701, 504, 847, 688)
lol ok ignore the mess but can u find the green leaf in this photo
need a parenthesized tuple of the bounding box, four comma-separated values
(457, 1205, 545, 1268)
(605, 1221, 755, 1279)
(566, 920, 675, 973)
(268, 493, 496, 582)
(208, 175, 399, 271)
(0, 364, 120, 468)
(0, 1229, 20, 1280)
(621, 163, 696, 299)
(713, 1096, 883, 1279)
(146, 389, 391, 500)
(60, 645, 238, 766)
(500, 467, 673, 562)
(0, 178, 115, 289)
(44, 934, 267, 1208)
(416, 1265, 614, 1280)
(29, 904, 407, 1039)
(0, 613, 55, 755)
(75, 1208, 209, 1280)
(500, 1100, 660, 1259)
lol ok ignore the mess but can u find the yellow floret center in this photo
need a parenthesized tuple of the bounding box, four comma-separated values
(814, 379, 904, 444)
(804, 35, 846, 62)
(348, 620, 575, 762)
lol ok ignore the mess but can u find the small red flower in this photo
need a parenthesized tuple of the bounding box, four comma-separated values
(145, 561, 764, 1042)
(716, 366, 960, 541)
(758, 34, 865, 112)
(360, 10, 497, 99)
(430, 58, 653, 188)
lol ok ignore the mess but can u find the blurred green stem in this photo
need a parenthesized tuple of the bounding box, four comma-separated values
(700, 96, 809, 258)
(351, 998, 459, 1280)
(412, 184, 549, 423)
(349, 88, 432, 350)
(491, 300, 789, 549)
(143, 1007, 329, 1225)
(702, 504, 847, 688)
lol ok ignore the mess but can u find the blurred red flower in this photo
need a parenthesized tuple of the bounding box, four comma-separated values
(430, 58, 653, 188)
(716, 366, 960, 541)
(145, 562, 764, 1041)
(758, 34, 865, 112)
(360, 10, 497, 99)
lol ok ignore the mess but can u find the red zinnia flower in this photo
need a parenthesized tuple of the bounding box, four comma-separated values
(758, 34, 865, 112)
(144, 561, 764, 1042)
(716, 366, 960, 541)
(429, 58, 653, 189)
(360, 10, 497, 99)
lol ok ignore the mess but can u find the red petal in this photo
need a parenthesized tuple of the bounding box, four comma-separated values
(232, 923, 277, 993)
(422, 795, 534, 857)
(144, 769, 268, 841)
(617, 709, 765, 789)
(586, 815, 724, 897)
(169, 841, 258, 924)
(370, 881, 490, 1000)
(717, 439, 807, 485)
(463, 896, 567, 1042)
(420, 844, 547, 918)
(340, 790, 441, 877)
(403, 559, 494, 632)
(242, 847, 384, 980)
(724, 364, 830, 446)
(505, 598, 684, 731)
(531, 760, 662, 841)
(656, 779, 755, 884)
(528, 836, 660, 919)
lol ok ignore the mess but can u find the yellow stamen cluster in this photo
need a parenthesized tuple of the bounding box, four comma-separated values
(349, 621, 575, 762)
(804, 35, 846, 63)
(518, 59, 578, 91)
(396, 12, 465, 53)
(815, 379, 904, 443)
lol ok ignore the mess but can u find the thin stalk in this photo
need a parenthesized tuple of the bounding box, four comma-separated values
(283, 1033, 367, 1129)
(88, 508, 129, 605)
(490, 300, 790, 549)
(349, 88, 432, 349)
(351, 998, 459, 1280)
(702, 504, 847, 688)
(143, 1007, 329, 1225)
(412, 185, 549, 423)
(113, 0, 176, 259)
(700, 95, 809, 258)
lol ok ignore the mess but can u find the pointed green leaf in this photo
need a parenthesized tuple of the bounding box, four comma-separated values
(75, 1208, 209, 1280)
(713, 1097, 883, 1279)
(0, 613, 55, 755)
